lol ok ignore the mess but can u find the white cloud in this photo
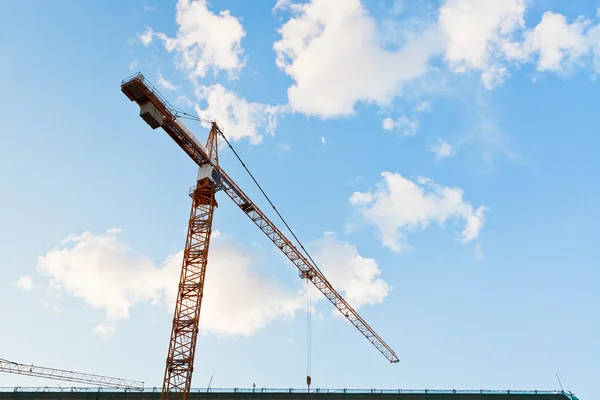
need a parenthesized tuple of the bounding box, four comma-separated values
(438, 0, 600, 86)
(438, 0, 526, 89)
(273, 0, 600, 104)
(199, 237, 303, 336)
(194, 84, 286, 144)
(311, 234, 389, 309)
(273, 0, 294, 13)
(273, 0, 442, 117)
(129, 60, 138, 70)
(139, 1, 285, 143)
(350, 191, 373, 204)
(320, 136, 326, 145)
(382, 115, 419, 136)
(146, 0, 246, 79)
(37, 230, 171, 324)
(139, 26, 154, 46)
(521, 12, 589, 72)
(16, 276, 35, 291)
(30, 229, 392, 336)
(350, 172, 487, 252)
(33, 229, 305, 336)
(156, 71, 179, 91)
(431, 140, 454, 161)
(440, 0, 525, 71)
(382, 118, 395, 131)
(462, 205, 488, 242)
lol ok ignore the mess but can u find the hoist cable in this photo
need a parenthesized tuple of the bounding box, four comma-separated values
(215, 124, 328, 279)
(306, 279, 312, 379)
(175, 111, 327, 278)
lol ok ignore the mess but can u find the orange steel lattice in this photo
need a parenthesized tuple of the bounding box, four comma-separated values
(161, 130, 219, 400)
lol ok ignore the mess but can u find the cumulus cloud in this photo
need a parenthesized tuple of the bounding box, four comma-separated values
(350, 172, 487, 252)
(199, 235, 303, 336)
(34, 229, 303, 336)
(431, 140, 455, 161)
(439, 0, 600, 86)
(311, 234, 389, 309)
(144, 0, 600, 120)
(273, 0, 442, 117)
(16, 276, 35, 291)
(139, 0, 600, 142)
(518, 12, 589, 73)
(31, 229, 389, 336)
(36, 230, 172, 327)
(194, 84, 287, 144)
(440, 0, 525, 71)
(138, 1, 285, 143)
(142, 0, 246, 79)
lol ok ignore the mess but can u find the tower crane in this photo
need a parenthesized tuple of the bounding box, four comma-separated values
(120, 72, 399, 400)
(0, 358, 144, 390)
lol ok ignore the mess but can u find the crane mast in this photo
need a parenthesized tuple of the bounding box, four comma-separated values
(120, 72, 398, 400)
(0, 358, 144, 390)
(162, 126, 219, 400)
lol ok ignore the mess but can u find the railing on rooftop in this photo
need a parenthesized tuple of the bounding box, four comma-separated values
(0, 387, 579, 399)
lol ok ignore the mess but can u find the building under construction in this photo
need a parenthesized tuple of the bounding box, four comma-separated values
(0, 388, 581, 400)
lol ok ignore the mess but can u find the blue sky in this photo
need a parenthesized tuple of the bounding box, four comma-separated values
(0, 0, 598, 399)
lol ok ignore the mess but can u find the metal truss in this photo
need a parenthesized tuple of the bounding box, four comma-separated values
(216, 167, 399, 363)
(161, 178, 217, 400)
(0, 359, 143, 390)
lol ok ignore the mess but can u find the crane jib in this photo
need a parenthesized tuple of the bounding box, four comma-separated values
(120, 72, 399, 364)
(0, 358, 144, 390)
